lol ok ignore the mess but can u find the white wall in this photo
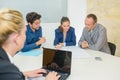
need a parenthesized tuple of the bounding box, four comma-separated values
(0, 0, 86, 47)
(41, 23, 59, 47)
(41, 0, 87, 47)
(0, 0, 67, 23)
(67, 0, 87, 45)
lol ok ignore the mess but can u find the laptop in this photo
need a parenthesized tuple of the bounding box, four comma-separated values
(42, 47, 72, 80)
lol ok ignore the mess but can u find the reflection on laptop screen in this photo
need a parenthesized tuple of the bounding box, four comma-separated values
(43, 48, 72, 74)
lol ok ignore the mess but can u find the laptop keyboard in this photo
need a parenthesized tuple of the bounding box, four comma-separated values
(58, 72, 68, 80)
(43, 69, 68, 80)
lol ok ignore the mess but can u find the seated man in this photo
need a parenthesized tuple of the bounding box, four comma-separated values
(78, 14, 111, 54)
(22, 12, 45, 52)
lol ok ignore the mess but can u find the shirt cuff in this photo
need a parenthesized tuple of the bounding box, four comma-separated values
(64, 43, 66, 46)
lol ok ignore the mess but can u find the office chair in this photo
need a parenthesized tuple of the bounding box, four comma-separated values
(108, 42, 116, 55)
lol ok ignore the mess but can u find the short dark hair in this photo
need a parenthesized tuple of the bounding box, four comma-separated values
(26, 12, 41, 24)
(87, 14, 97, 23)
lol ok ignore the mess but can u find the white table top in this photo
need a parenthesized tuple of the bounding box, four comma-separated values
(13, 46, 120, 80)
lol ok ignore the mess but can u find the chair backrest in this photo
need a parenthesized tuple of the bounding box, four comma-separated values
(108, 42, 116, 55)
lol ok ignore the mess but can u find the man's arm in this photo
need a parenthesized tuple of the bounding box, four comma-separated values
(88, 27, 107, 50)
(21, 42, 40, 52)
(78, 28, 85, 47)
(21, 27, 43, 52)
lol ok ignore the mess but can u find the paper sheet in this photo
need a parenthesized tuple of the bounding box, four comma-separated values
(17, 49, 43, 56)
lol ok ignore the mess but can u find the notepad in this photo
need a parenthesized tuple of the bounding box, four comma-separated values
(17, 49, 43, 56)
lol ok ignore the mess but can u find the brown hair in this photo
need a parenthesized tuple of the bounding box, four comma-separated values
(87, 14, 97, 23)
(26, 12, 41, 24)
(59, 16, 70, 32)
(0, 8, 24, 45)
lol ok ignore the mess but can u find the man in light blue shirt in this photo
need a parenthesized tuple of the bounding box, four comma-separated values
(22, 12, 45, 52)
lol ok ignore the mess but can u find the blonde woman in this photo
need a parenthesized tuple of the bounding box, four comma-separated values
(0, 8, 60, 80)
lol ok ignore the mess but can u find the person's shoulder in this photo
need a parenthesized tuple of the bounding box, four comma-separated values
(70, 26, 75, 30)
(55, 27, 61, 33)
(0, 60, 24, 79)
(37, 26, 42, 31)
(97, 23, 104, 28)
(26, 24, 31, 32)
(97, 23, 106, 30)
(83, 27, 86, 30)
(69, 26, 75, 31)
(0, 59, 21, 73)
(26, 24, 30, 29)
(39, 26, 42, 29)
(0, 60, 16, 69)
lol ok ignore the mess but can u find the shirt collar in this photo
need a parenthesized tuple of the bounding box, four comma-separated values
(27, 24, 34, 33)
(6, 52, 14, 63)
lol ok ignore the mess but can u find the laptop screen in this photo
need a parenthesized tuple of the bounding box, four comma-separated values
(42, 48, 72, 74)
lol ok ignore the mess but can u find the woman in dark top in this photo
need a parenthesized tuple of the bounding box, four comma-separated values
(54, 17, 76, 49)
(0, 8, 60, 80)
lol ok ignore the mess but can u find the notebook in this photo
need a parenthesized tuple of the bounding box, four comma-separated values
(42, 47, 72, 80)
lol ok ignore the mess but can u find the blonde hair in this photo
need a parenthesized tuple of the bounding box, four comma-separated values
(0, 8, 24, 45)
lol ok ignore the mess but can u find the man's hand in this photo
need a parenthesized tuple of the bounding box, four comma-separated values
(81, 41, 89, 48)
(36, 37, 46, 46)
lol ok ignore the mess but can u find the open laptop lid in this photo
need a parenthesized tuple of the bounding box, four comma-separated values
(42, 47, 72, 74)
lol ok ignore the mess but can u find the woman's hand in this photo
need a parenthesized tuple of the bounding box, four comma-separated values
(23, 68, 46, 78)
(55, 44, 62, 49)
(46, 71, 60, 80)
(55, 43, 64, 49)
